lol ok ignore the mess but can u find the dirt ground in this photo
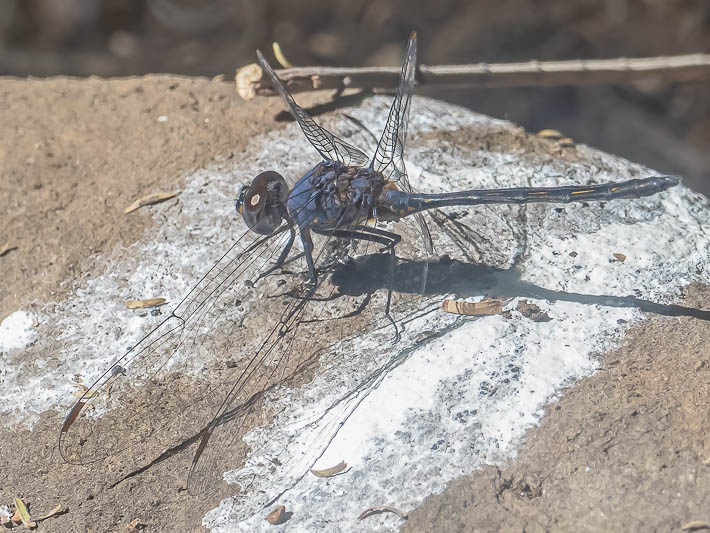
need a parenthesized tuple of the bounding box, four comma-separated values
(1, 76, 709, 532)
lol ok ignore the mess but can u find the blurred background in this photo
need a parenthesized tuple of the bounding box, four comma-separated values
(2, 0, 709, 193)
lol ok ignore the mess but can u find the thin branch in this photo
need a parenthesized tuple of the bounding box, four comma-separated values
(236, 53, 710, 99)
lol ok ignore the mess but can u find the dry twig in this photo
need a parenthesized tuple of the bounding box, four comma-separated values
(124, 192, 179, 214)
(236, 53, 710, 99)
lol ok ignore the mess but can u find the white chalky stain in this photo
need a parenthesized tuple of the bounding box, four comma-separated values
(0, 96, 707, 532)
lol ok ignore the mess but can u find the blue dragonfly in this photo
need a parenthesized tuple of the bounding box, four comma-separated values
(59, 32, 678, 495)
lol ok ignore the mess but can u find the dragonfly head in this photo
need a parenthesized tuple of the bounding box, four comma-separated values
(236, 171, 289, 235)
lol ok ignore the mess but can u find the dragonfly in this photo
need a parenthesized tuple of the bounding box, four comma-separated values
(58, 32, 679, 497)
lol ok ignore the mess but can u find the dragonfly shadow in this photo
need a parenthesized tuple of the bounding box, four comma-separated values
(275, 91, 373, 122)
(106, 253, 707, 497)
(330, 253, 710, 321)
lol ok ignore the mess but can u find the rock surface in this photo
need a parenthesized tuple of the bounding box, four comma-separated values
(1, 76, 709, 533)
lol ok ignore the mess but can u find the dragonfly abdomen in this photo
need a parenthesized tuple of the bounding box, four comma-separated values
(383, 175, 680, 216)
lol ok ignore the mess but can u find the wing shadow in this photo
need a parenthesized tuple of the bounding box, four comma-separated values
(274, 90, 373, 122)
(102, 252, 708, 498)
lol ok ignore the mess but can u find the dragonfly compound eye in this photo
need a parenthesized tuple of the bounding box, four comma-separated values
(239, 171, 289, 235)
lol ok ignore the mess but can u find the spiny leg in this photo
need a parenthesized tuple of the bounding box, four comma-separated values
(254, 221, 297, 283)
(328, 225, 402, 343)
(300, 227, 319, 290)
(273, 226, 321, 301)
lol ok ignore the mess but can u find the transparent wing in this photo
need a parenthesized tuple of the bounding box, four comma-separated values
(257, 50, 370, 167)
(369, 33, 432, 252)
(58, 224, 295, 466)
(186, 203, 388, 495)
(186, 273, 318, 495)
(370, 32, 417, 188)
(186, 211, 440, 498)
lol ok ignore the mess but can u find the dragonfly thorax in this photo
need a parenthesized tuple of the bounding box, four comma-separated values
(288, 160, 387, 232)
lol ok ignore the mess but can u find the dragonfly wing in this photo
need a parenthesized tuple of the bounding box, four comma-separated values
(370, 32, 417, 188)
(186, 205, 443, 497)
(58, 225, 294, 466)
(257, 50, 370, 167)
(186, 203, 379, 495)
(186, 283, 315, 495)
(370, 33, 432, 252)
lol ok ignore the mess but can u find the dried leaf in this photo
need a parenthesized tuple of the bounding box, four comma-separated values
(35, 504, 62, 522)
(0, 242, 18, 257)
(537, 129, 564, 139)
(125, 298, 167, 309)
(127, 518, 145, 531)
(357, 505, 408, 521)
(310, 460, 347, 478)
(235, 63, 262, 100)
(124, 192, 179, 214)
(442, 298, 502, 316)
(13, 497, 36, 528)
(682, 521, 710, 531)
(272, 42, 293, 69)
(516, 300, 552, 322)
(265, 505, 290, 525)
(612, 253, 626, 262)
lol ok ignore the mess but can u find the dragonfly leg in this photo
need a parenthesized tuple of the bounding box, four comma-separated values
(328, 225, 402, 343)
(255, 221, 297, 282)
(300, 227, 319, 289)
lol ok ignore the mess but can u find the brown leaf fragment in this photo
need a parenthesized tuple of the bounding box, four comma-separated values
(125, 298, 167, 309)
(265, 506, 291, 525)
(0, 242, 18, 257)
(310, 460, 347, 478)
(682, 521, 710, 531)
(558, 137, 575, 147)
(537, 129, 564, 139)
(127, 518, 146, 531)
(612, 253, 626, 262)
(124, 192, 179, 214)
(516, 300, 553, 322)
(442, 298, 503, 316)
(35, 504, 62, 522)
(235, 63, 262, 100)
(13, 497, 36, 528)
(357, 505, 408, 521)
